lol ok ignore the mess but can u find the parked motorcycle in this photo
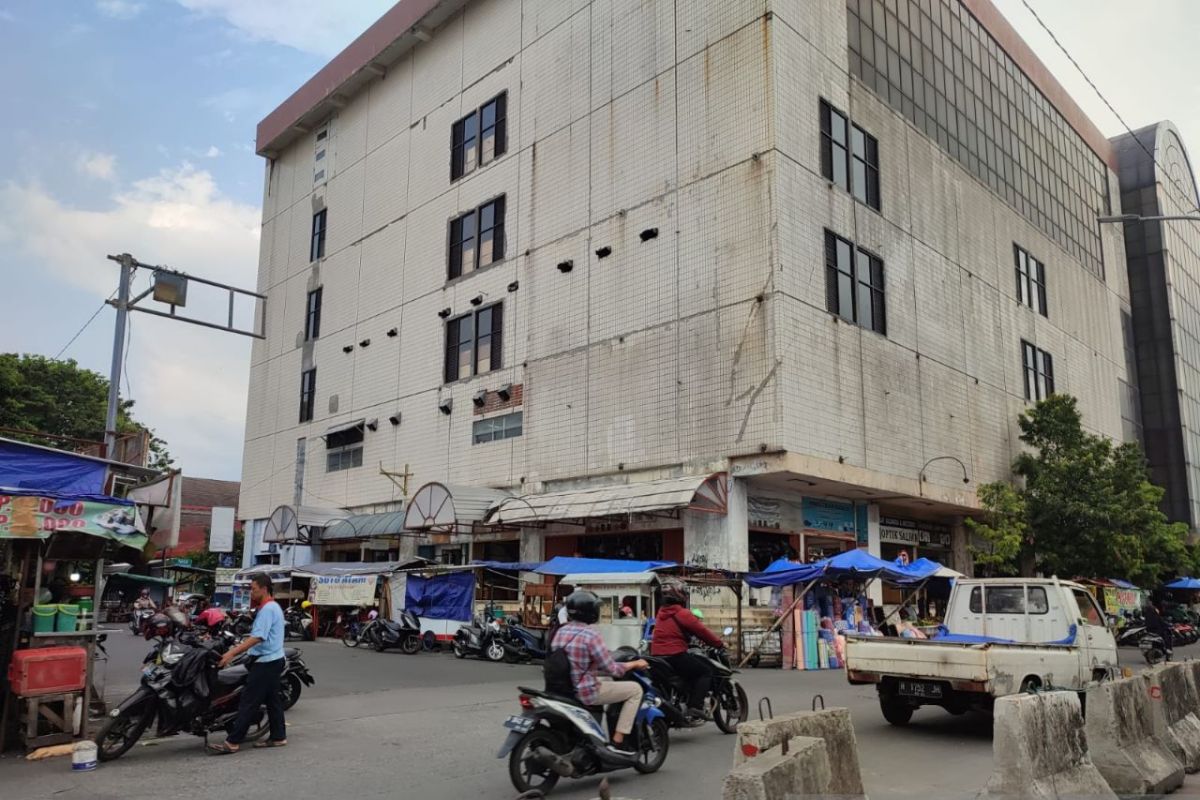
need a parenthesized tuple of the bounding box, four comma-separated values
(1117, 621, 1147, 647)
(284, 603, 314, 641)
(617, 627, 749, 734)
(278, 648, 315, 710)
(500, 616, 549, 662)
(367, 609, 422, 654)
(454, 614, 506, 662)
(96, 644, 268, 761)
(499, 668, 669, 795)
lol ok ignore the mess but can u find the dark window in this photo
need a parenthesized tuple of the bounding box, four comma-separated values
(822, 99, 880, 211)
(444, 303, 503, 383)
(305, 287, 322, 341)
(1027, 586, 1049, 614)
(1022, 340, 1055, 401)
(299, 368, 317, 423)
(851, 125, 881, 209)
(451, 92, 508, 181)
(820, 100, 849, 191)
(1014, 244, 1047, 316)
(325, 423, 364, 472)
(448, 196, 505, 280)
(472, 411, 523, 444)
(310, 209, 327, 262)
(825, 230, 886, 335)
(968, 586, 982, 613)
(985, 586, 1025, 614)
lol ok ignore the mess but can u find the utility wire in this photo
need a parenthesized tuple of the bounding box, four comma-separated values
(53, 292, 116, 360)
(1018, 0, 1200, 215)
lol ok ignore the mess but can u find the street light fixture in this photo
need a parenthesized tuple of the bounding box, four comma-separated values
(1098, 214, 1200, 224)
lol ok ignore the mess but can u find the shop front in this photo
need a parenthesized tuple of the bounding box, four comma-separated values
(746, 494, 862, 572)
(878, 515, 952, 611)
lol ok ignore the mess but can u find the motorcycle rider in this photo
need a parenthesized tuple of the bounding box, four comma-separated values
(552, 590, 650, 758)
(134, 588, 157, 612)
(1143, 599, 1175, 660)
(650, 579, 725, 723)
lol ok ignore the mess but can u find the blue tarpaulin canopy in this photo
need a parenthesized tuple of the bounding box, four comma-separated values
(535, 556, 676, 576)
(746, 550, 953, 587)
(405, 571, 474, 620)
(470, 560, 544, 572)
(0, 439, 108, 495)
(1166, 577, 1200, 590)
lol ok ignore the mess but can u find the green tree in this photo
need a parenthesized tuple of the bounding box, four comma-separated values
(970, 394, 1189, 586)
(0, 352, 173, 468)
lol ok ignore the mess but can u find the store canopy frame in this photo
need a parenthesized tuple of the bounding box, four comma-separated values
(403, 482, 513, 535)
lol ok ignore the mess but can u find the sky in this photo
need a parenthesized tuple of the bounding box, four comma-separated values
(0, 0, 1197, 484)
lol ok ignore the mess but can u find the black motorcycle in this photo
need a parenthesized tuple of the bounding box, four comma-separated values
(618, 629, 749, 734)
(96, 644, 268, 761)
(278, 647, 315, 709)
(454, 615, 507, 662)
(500, 616, 550, 663)
(367, 609, 422, 654)
(284, 604, 314, 641)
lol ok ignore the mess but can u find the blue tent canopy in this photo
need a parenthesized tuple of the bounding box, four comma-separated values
(535, 556, 676, 576)
(470, 560, 544, 572)
(745, 563, 824, 587)
(889, 557, 947, 582)
(746, 550, 952, 587)
(405, 571, 474, 621)
(1166, 577, 1200, 590)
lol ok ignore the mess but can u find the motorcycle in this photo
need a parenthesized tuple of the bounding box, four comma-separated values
(454, 614, 506, 662)
(500, 616, 549, 663)
(499, 669, 669, 795)
(367, 609, 422, 654)
(1117, 621, 1147, 647)
(1140, 631, 1171, 665)
(617, 626, 749, 735)
(284, 604, 314, 641)
(129, 608, 155, 635)
(278, 647, 316, 710)
(96, 644, 269, 761)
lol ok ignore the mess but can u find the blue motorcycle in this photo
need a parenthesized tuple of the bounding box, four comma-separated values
(500, 616, 549, 662)
(498, 669, 669, 795)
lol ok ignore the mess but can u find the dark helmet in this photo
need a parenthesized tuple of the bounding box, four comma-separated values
(659, 578, 689, 606)
(139, 588, 150, 597)
(144, 613, 174, 640)
(565, 590, 601, 624)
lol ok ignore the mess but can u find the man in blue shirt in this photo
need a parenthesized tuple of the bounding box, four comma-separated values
(208, 573, 287, 754)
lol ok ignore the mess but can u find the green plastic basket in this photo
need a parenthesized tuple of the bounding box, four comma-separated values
(55, 604, 80, 633)
(32, 605, 57, 633)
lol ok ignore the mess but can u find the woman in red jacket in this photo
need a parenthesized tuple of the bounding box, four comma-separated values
(650, 579, 725, 721)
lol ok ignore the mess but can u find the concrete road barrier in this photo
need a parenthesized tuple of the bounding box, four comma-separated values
(723, 735, 832, 800)
(1146, 662, 1200, 773)
(733, 707, 865, 797)
(1185, 660, 1200, 716)
(980, 691, 1116, 800)
(1084, 674, 1184, 795)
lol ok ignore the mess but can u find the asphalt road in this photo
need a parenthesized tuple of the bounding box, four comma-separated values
(1, 629, 1196, 800)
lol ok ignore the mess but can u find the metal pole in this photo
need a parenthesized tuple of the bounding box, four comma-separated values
(104, 254, 135, 457)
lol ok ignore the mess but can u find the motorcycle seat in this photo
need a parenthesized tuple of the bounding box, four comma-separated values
(216, 665, 249, 686)
(283, 647, 300, 659)
(517, 686, 602, 712)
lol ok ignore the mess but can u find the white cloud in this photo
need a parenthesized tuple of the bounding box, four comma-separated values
(0, 165, 261, 479)
(175, 0, 393, 57)
(96, 0, 144, 20)
(205, 145, 222, 158)
(77, 152, 117, 180)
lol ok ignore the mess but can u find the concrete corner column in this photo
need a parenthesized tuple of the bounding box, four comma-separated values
(519, 527, 544, 586)
(866, 504, 882, 606)
(683, 476, 749, 573)
(950, 516, 973, 576)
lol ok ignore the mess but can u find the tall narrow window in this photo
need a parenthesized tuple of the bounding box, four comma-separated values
(310, 209, 327, 262)
(821, 99, 881, 211)
(305, 287, 322, 341)
(444, 304, 503, 383)
(447, 195, 505, 280)
(299, 368, 317, 423)
(1022, 341, 1055, 401)
(451, 92, 508, 181)
(820, 100, 849, 190)
(477, 196, 505, 270)
(825, 230, 887, 335)
(851, 125, 881, 210)
(448, 211, 476, 280)
(1014, 244, 1047, 316)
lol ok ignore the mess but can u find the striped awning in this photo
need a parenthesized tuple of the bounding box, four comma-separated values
(487, 473, 728, 525)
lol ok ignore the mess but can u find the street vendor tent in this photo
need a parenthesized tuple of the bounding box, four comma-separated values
(405, 570, 474, 620)
(745, 550, 953, 587)
(470, 560, 544, 572)
(535, 556, 676, 576)
(1166, 577, 1200, 590)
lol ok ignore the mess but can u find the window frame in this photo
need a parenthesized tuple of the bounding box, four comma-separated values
(1014, 244, 1047, 316)
(444, 302, 504, 383)
(451, 92, 508, 181)
(299, 368, 317, 423)
(447, 195, 506, 281)
(820, 99, 881, 211)
(1021, 340, 1055, 401)
(324, 423, 364, 473)
(825, 230, 887, 336)
(310, 209, 327, 262)
(472, 411, 524, 445)
(304, 287, 322, 341)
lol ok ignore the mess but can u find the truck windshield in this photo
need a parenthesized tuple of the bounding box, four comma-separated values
(985, 586, 1025, 613)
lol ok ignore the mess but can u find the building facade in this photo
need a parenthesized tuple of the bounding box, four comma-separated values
(238, 0, 1138, 579)
(1113, 122, 1200, 534)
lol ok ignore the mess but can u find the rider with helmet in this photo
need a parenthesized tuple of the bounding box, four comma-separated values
(133, 588, 157, 612)
(552, 590, 650, 758)
(650, 579, 725, 722)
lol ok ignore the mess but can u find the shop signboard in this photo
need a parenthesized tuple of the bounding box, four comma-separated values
(214, 568, 239, 586)
(879, 516, 952, 548)
(0, 494, 147, 548)
(801, 497, 856, 534)
(311, 574, 377, 606)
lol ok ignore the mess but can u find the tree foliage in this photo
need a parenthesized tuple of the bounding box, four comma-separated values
(970, 394, 1190, 585)
(0, 352, 173, 469)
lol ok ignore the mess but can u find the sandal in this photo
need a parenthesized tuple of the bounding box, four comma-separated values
(207, 741, 240, 755)
(253, 740, 287, 748)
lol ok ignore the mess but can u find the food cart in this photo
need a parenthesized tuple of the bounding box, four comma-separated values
(559, 571, 660, 650)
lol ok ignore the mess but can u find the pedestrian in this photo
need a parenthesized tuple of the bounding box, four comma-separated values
(208, 573, 287, 754)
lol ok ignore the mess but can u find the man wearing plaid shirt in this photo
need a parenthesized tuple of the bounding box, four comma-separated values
(553, 591, 649, 757)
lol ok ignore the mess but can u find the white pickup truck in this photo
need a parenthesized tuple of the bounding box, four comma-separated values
(845, 577, 1119, 725)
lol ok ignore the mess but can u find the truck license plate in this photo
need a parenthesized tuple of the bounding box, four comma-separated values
(503, 715, 534, 733)
(898, 680, 943, 699)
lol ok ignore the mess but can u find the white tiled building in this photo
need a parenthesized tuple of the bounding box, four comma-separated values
(239, 0, 1138, 579)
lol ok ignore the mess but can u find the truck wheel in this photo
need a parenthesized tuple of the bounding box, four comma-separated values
(879, 695, 913, 726)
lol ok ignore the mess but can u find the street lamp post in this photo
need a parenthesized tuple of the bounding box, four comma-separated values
(918, 456, 970, 498)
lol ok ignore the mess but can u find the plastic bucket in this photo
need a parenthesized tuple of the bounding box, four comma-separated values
(72, 741, 97, 771)
(55, 604, 80, 633)
(32, 605, 57, 633)
(77, 598, 94, 613)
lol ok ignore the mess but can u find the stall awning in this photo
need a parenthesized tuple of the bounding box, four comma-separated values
(291, 558, 432, 578)
(0, 488, 148, 550)
(403, 482, 512, 533)
(487, 473, 728, 525)
(322, 511, 407, 541)
(561, 572, 661, 587)
(536, 556, 676, 576)
(104, 572, 176, 587)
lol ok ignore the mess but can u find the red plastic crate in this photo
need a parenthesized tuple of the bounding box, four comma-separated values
(7, 646, 87, 697)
